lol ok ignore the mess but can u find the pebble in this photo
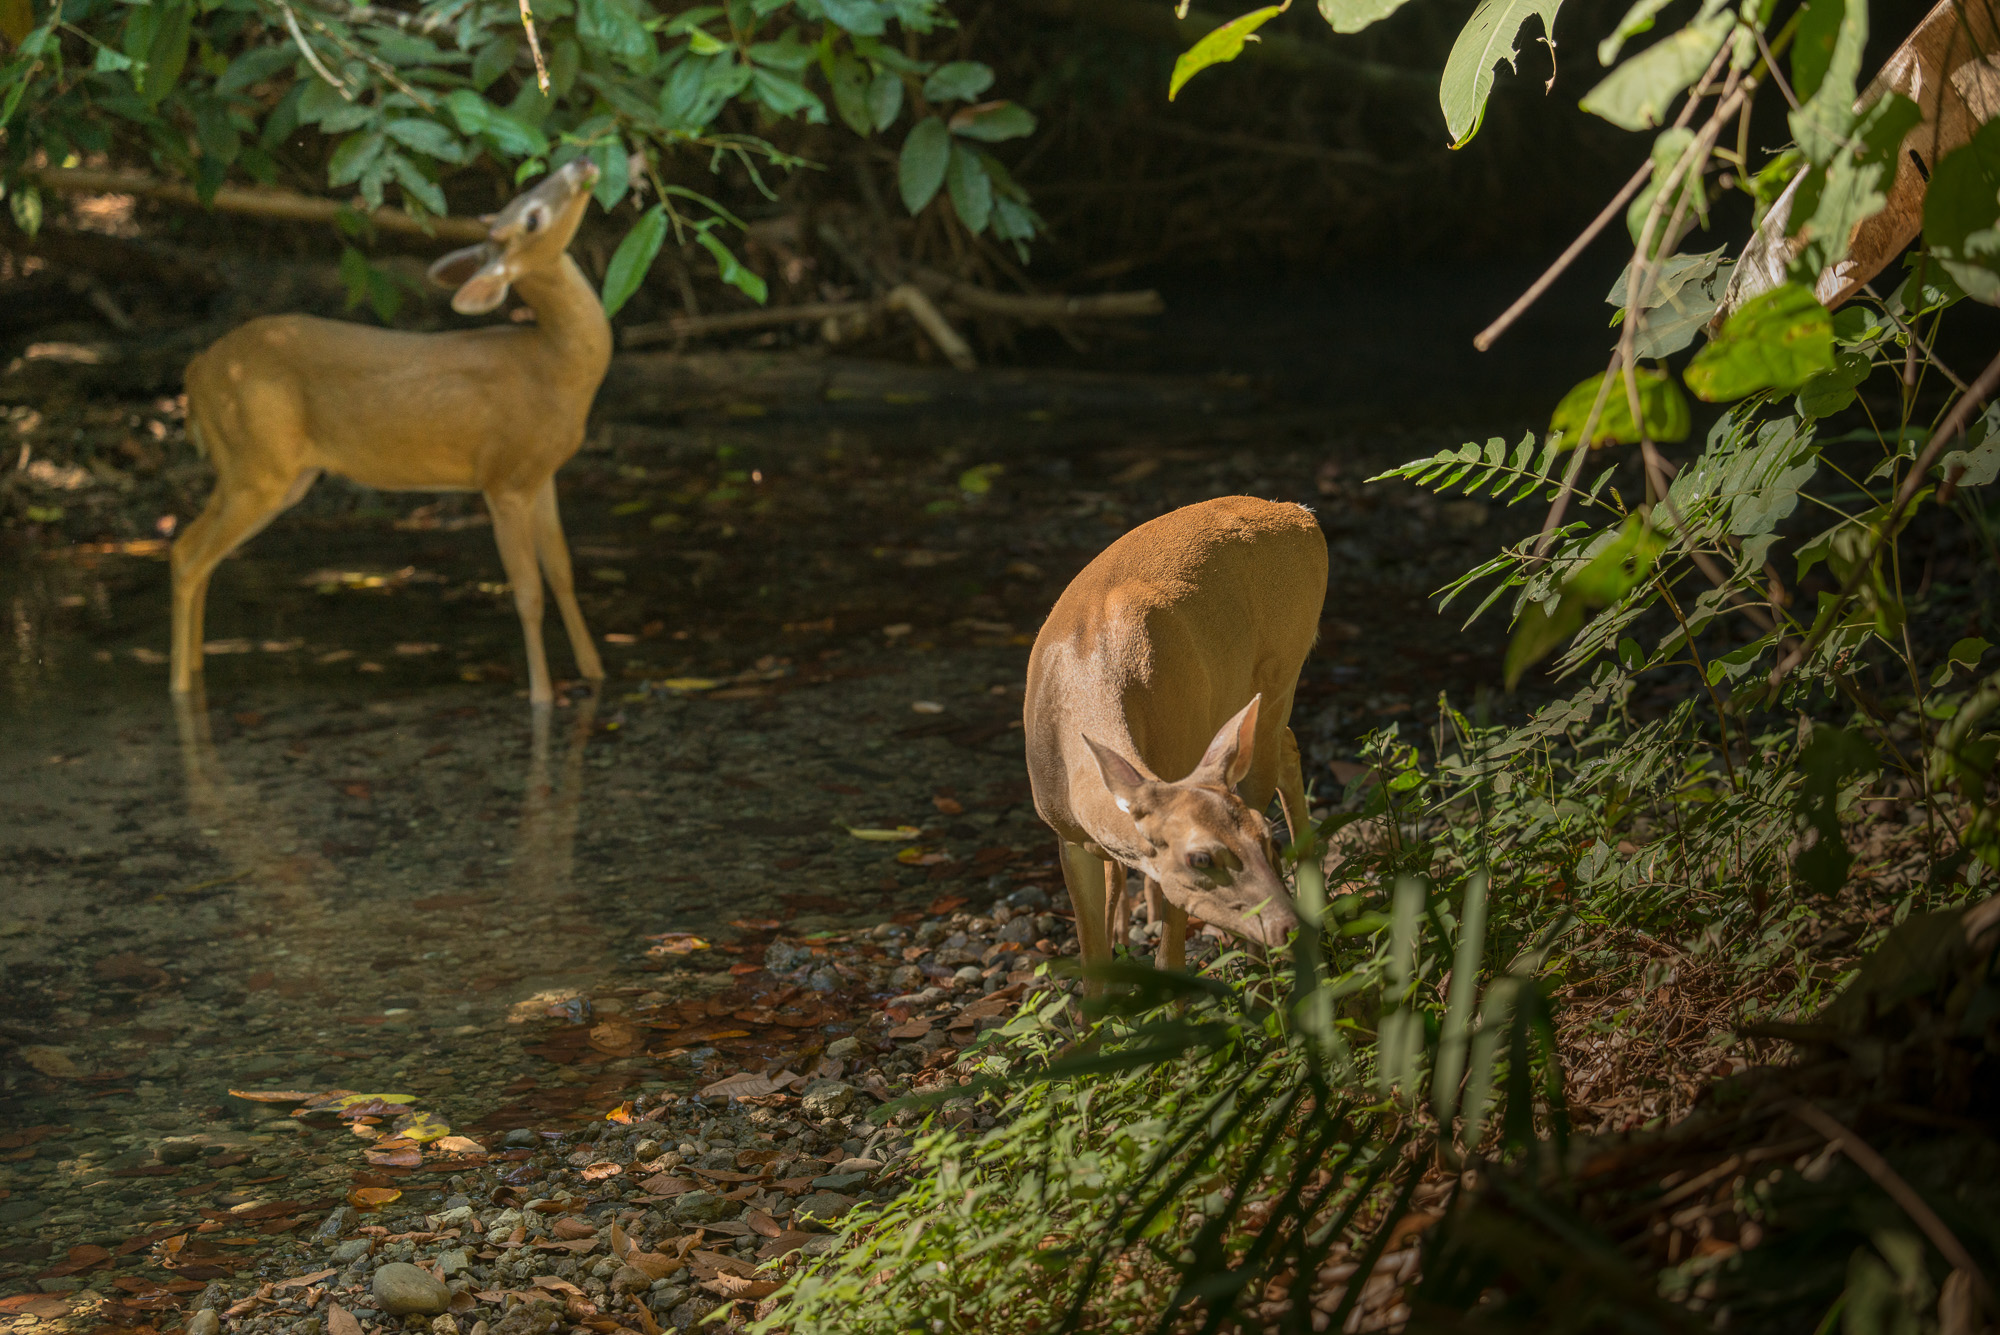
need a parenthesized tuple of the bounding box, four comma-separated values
(668, 1190, 736, 1224)
(436, 1248, 470, 1277)
(491, 1302, 562, 1335)
(824, 1036, 862, 1060)
(156, 1139, 204, 1165)
(313, 1206, 356, 1243)
(187, 1310, 220, 1335)
(332, 1239, 372, 1264)
(791, 1192, 856, 1229)
(800, 1080, 857, 1119)
(371, 1262, 452, 1315)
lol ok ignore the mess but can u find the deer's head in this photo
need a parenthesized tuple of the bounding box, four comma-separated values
(427, 158, 600, 315)
(1082, 696, 1299, 949)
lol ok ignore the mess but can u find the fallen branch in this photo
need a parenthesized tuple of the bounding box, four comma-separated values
(620, 285, 1165, 353)
(24, 167, 488, 243)
(623, 300, 870, 348)
(886, 284, 977, 371)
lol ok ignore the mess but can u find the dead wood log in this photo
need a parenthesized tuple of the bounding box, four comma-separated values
(620, 283, 1164, 359)
(25, 166, 489, 244)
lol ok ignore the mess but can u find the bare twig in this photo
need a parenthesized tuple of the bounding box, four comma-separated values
(1476, 41, 1735, 352)
(1790, 1101, 1993, 1304)
(25, 166, 489, 242)
(1859, 281, 1969, 393)
(520, 0, 550, 94)
(276, 0, 351, 98)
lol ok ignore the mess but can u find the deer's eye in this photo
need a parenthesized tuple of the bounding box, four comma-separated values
(1186, 850, 1213, 870)
(524, 208, 545, 234)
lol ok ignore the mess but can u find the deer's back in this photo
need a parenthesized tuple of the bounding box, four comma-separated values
(1025, 496, 1328, 805)
(185, 315, 602, 491)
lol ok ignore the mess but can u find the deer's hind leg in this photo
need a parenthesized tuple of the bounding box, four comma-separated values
(170, 466, 319, 695)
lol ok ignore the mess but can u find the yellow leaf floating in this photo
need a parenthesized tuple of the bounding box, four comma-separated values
(391, 1110, 451, 1142)
(844, 824, 921, 842)
(655, 678, 722, 692)
(646, 932, 710, 956)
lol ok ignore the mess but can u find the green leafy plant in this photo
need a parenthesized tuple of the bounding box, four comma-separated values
(0, 0, 1044, 309)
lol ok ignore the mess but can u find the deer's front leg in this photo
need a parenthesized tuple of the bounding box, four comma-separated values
(488, 491, 553, 706)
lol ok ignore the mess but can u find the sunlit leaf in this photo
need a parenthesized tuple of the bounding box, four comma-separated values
(1439, 0, 1563, 147)
(1684, 284, 1834, 401)
(601, 205, 667, 319)
(1168, 4, 1288, 102)
(1549, 368, 1690, 447)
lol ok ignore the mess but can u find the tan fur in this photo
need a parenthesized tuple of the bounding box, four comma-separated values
(170, 160, 612, 706)
(1024, 496, 1329, 981)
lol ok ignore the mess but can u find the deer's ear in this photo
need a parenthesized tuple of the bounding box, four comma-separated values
(1195, 695, 1261, 788)
(428, 244, 493, 290)
(1083, 734, 1157, 816)
(448, 257, 515, 315)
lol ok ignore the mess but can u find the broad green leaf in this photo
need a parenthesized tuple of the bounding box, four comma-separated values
(215, 44, 295, 96)
(946, 142, 993, 234)
(1795, 350, 1871, 419)
(829, 53, 872, 135)
(748, 31, 815, 72)
(898, 114, 950, 214)
(585, 134, 631, 209)
(696, 229, 768, 304)
(820, 0, 888, 36)
(1579, 10, 1729, 131)
(1789, 92, 1922, 279)
(8, 184, 41, 240)
(328, 130, 388, 187)
(139, 0, 191, 107)
(867, 64, 903, 129)
(1790, 0, 1854, 104)
(94, 44, 135, 73)
(751, 68, 825, 121)
(1923, 117, 2000, 306)
(1789, 0, 1865, 165)
(444, 89, 549, 157)
(1549, 368, 1690, 447)
(1439, 0, 1562, 147)
(948, 99, 1035, 142)
(1941, 412, 2000, 489)
(1607, 246, 1731, 358)
(389, 153, 447, 216)
(471, 34, 518, 91)
(577, 0, 650, 64)
(1168, 4, 1287, 102)
(601, 205, 667, 318)
(1933, 636, 1992, 687)
(384, 117, 467, 163)
(922, 59, 992, 102)
(1684, 284, 1834, 401)
(1316, 0, 1414, 36)
(1596, 0, 1674, 65)
(1506, 516, 1665, 687)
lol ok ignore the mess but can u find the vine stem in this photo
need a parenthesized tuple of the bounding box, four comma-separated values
(276, 0, 351, 99)
(1768, 342, 2000, 691)
(1475, 40, 1734, 353)
(1790, 1101, 1992, 1304)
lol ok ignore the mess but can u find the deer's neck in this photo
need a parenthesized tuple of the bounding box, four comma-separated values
(513, 255, 612, 385)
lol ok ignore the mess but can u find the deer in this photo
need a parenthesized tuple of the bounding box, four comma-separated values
(1024, 495, 1329, 986)
(170, 158, 612, 707)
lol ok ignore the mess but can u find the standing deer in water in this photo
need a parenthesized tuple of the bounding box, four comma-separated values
(1025, 495, 1328, 982)
(171, 158, 611, 706)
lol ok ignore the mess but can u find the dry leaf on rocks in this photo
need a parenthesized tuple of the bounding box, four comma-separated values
(699, 1070, 794, 1100)
(551, 1217, 598, 1240)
